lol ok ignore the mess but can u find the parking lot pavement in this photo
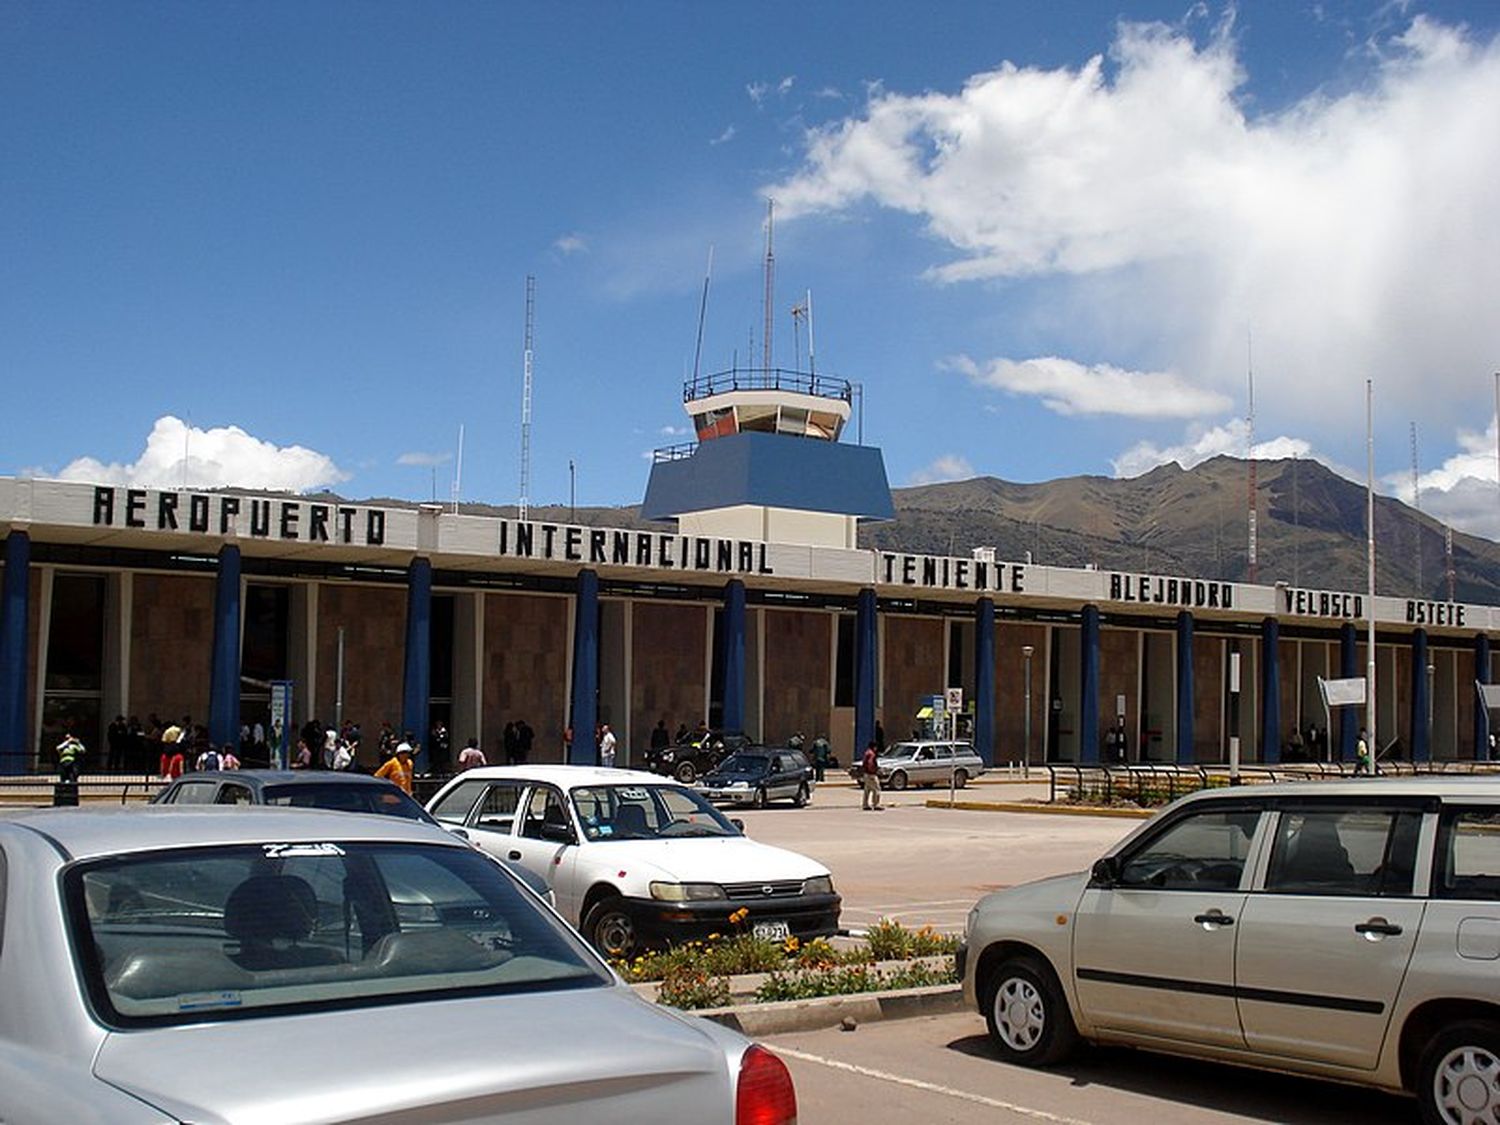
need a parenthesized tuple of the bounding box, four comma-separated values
(724, 777, 1136, 934)
(764, 1011, 1412, 1125)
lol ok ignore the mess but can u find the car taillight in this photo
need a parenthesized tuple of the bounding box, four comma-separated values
(735, 1045, 797, 1125)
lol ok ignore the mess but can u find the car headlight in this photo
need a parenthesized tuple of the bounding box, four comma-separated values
(803, 875, 834, 896)
(649, 881, 725, 902)
(731, 780, 749, 788)
(660, 750, 675, 761)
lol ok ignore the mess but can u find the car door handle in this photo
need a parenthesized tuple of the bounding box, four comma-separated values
(508, 850, 522, 861)
(1355, 920, 1403, 937)
(1193, 911, 1235, 927)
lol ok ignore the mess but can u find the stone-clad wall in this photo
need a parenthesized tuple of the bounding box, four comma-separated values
(762, 608, 830, 748)
(483, 592, 569, 763)
(882, 614, 944, 744)
(316, 584, 405, 765)
(131, 573, 214, 730)
(630, 602, 708, 751)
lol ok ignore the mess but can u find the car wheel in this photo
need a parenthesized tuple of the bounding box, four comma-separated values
(1418, 1020, 1500, 1125)
(793, 783, 809, 808)
(674, 761, 697, 784)
(954, 769, 969, 789)
(752, 786, 768, 809)
(983, 956, 1079, 1067)
(889, 770, 908, 791)
(584, 896, 638, 960)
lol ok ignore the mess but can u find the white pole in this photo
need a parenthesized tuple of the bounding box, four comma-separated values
(806, 289, 816, 377)
(335, 626, 345, 731)
(1367, 379, 1378, 756)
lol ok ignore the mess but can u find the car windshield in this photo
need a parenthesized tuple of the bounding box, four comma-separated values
(70, 841, 609, 1028)
(715, 754, 770, 776)
(261, 782, 434, 823)
(570, 784, 740, 840)
(882, 743, 923, 759)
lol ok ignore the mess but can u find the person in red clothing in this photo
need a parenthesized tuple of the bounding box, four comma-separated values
(375, 741, 416, 794)
(159, 743, 185, 780)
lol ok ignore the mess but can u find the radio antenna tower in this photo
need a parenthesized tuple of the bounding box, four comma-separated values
(519, 275, 535, 521)
(451, 424, 465, 515)
(1246, 332, 1258, 584)
(692, 246, 714, 382)
(762, 199, 775, 372)
(1410, 422, 1423, 593)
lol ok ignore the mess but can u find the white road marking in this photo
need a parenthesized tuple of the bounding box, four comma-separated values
(773, 1046, 1097, 1124)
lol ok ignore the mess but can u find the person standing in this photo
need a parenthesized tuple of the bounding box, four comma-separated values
(860, 740, 882, 811)
(57, 731, 85, 783)
(106, 715, 128, 773)
(516, 719, 534, 764)
(811, 734, 831, 782)
(503, 722, 519, 767)
(599, 724, 617, 768)
(429, 720, 451, 775)
(650, 718, 671, 755)
(159, 739, 185, 781)
(788, 730, 805, 754)
(376, 741, 417, 794)
(331, 738, 354, 772)
(458, 738, 487, 770)
(220, 743, 241, 770)
(1355, 728, 1372, 776)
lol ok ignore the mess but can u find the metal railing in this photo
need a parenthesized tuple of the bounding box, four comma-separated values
(683, 367, 853, 403)
(0, 774, 167, 806)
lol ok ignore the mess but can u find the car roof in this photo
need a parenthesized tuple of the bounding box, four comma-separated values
(439, 764, 679, 790)
(0, 806, 459, 862)
(170, 771, 396, 788)
(1173, 776, 1500, 804)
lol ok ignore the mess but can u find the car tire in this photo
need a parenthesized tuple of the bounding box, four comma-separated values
(674, 761, 697, 784)
(1417, 1019, 1500, 1125)
(982, 956, 1079, 1067)
(584, 895, 639, 961)
(954, 769, 969, 789)
(752, 786, 768, 809)
(889, 770, 908, 791)
(793, 783, 809, 808)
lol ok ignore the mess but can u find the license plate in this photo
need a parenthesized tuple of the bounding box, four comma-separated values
(753, 921, 791, 941)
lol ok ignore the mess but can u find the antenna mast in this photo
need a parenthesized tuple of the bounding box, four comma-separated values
(762, 199, 775, 371)
(1246, 332, 1258, 584)
(520, 275, 535, 521)
(692, 246, 714, 382)
(1410, 422, 1422, 593)
(451, 424, 464, 515)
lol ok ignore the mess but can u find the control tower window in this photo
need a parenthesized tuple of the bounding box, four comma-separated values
(694, 408, 737, 441)
(776, 407, 809, 436)
(737, 405, 778, 434)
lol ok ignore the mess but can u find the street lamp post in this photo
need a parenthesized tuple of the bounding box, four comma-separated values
(1022, 645, 1035, 779)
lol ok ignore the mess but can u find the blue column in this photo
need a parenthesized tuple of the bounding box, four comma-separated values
(1176, 611, 1195, 764)
(401, 557, 432, 773)
(208, 544, 242, 750)
(721, 580, 746, 735)
(0, 531, 31, 776)
(568, 569, 599, 766)
(1261, 617, 1281, 764)
(854, 589, 877, 755)
(1339, 622, 1358, 761)
(973, 598, 995, 767)
(1476, 634, 1492, 760)
(1411, 628, 1431, 762)
(1079, 605, 1100, 763)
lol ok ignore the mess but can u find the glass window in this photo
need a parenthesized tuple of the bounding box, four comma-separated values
(260, 783, 430, 822)
(215, 784, 255, 806)
(428, 779, 487, 826)
(1439, 808, 1500, 900)
(168, 782, 220, 806)
(571, 785, 739, 841)
(474, 784, 524, 832)
(737, 404, 778, 433)
(776, 406, 808, 435)
(1118, 807, 1262, 891)
(1265, 808, 1421, 896)
(71, 842, 608, 1028)
(520, 787, 570, 841)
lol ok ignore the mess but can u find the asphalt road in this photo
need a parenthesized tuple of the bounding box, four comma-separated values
(764, 1010, 1414, 1125)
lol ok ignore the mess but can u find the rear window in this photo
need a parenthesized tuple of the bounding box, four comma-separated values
(261, 782, 432, 823)
(70, 841, 608, 1028)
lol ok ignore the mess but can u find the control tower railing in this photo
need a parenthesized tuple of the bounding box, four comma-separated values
(683, 367, 852, 404)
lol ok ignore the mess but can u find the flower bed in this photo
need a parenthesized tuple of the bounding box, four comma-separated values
(613, 919, 959, 1011)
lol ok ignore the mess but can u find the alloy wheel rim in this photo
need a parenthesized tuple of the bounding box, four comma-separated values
(995, 976, 1045, 1051)
(596, 913, 635, 958)
(1434, 1044, 1500, 1124)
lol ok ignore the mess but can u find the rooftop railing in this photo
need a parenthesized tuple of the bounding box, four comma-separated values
(683, 367, 852, 404)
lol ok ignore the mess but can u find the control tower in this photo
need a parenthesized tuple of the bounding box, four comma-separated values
(642, 366, 894, 548)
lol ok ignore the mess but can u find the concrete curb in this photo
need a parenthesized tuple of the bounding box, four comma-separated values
(695, 983, 966, 1036)
(923, 798, 1155, 819)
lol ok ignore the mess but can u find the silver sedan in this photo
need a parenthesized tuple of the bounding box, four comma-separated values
(0, 806, 797, 1124)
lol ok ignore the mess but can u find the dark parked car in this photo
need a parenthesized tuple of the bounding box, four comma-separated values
(643, 730, 752, 784)
(151, 770, 437, 822)
(698, 749, 815, 808)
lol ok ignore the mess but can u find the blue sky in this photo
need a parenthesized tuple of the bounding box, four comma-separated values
(5, 2, 1500, 536)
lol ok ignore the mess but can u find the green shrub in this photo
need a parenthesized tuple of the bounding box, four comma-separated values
(865, 918, 958, 960)
(656, 965, 730, 1010)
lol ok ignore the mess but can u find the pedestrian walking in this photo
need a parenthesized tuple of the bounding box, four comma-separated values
(376, 741, 417, 794)
(599, 724, 617, 768)
(57, 732, 85, 783)
(811, 734, 830, 782)
(1355, 728, 1373, 776)
(195, 744, 222, 772)
(860, 739, 882, 811)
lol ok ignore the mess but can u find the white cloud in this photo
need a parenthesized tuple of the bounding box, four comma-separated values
(396, 451, 452, 467)
(770, 16, 1500, 448)
(747, 81, 769, 105)
(659, 424, 691, 437)
(908, 454, 975, 485)
(777, 76, 795, 96)
(1390, 417, 1500, 539)
(57, 416, 348, 492)
(950, 355, 1231, 418)
(710, 125, 736, 146)
(748, 76, 795, 106)
(553, 232, 588, 255)
(1112, 417, 1312, 478)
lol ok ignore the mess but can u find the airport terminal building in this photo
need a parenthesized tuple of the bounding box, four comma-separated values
(2, 370, 1496, 774)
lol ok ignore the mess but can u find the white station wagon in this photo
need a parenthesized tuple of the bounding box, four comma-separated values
(960, 778, 1500, 1124)
(427, 766, 841, 959)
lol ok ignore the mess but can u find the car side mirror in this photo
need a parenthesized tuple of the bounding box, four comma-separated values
(730, 818, 745, 832)
(447, 826, 470, 841)
(1091, 856, 1122, 886)
(539, 822, 575, 845)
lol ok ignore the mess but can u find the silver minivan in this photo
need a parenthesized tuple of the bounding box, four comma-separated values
(867, 741, 985, 790)
(960, 778, 1500, 1123)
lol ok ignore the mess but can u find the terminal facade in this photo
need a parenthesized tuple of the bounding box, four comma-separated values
(1, 370, 1496, 773)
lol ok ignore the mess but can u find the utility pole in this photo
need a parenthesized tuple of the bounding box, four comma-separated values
(762, 199, 775, 372)
(1411, 422, 1422, 594)
(519, 276, 535, 521)
(1246, 333, 1258, 584)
